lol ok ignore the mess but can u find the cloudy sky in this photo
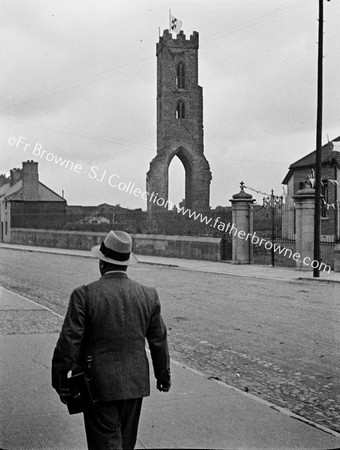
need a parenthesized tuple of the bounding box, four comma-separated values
(1, 0, 340, 209)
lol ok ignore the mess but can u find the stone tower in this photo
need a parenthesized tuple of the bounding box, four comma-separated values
(146, 29, 212, 213)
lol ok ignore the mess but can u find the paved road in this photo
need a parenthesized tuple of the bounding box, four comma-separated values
(1, 247, 339, 433)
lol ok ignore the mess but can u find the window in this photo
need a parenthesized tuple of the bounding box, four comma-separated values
(176, 101, 185, 119)
(176, 62, 185, 89)
(321, 179, 329, 217)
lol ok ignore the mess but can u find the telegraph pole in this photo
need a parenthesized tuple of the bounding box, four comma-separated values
(313, 0, 324, 278)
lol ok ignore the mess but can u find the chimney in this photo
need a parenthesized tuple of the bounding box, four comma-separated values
(0, 174, 10, 187)
(22, 160, 39, 200)
(10, 168, 22, 186)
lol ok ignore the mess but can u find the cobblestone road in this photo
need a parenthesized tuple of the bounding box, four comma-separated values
(0, 248, 339, 432)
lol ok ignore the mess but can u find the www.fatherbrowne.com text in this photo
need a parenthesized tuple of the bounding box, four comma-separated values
(173, 205, 330, 273)
(9, 136, 331, 274)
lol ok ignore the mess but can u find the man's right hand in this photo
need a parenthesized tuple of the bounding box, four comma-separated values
(157, 380, 171, 392)
(58, 387, 72, 404)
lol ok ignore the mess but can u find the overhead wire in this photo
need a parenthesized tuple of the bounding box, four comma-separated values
(4, 59, 154, 111)
(4, 0, 314, 112)
(2, 116, 155, 150)
(2, 0, 316, 162)
(202, 0, 314, 44)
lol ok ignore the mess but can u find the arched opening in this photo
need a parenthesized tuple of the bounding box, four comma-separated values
(168, 147, 193, 210)
(168, 155, 185, 209)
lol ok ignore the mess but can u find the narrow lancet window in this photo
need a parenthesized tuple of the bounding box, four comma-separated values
(176, 101, 185, 119)
(176, 62, 185, 89)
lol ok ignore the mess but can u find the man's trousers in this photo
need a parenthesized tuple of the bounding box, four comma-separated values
(83, 398, 143, 450)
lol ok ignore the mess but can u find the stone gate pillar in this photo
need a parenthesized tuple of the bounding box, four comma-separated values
(293, 187, 315, 270)
(230, 184, 255, 264)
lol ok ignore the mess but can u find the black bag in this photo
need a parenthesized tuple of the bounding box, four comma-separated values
(66, 356, 98, 415)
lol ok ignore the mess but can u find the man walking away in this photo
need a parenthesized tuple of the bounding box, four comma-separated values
(52, 230, 171, 449)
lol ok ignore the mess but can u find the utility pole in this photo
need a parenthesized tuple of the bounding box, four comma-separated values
(313, 0, 324, 278)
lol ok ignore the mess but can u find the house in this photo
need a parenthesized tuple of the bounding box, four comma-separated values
(66, 203, 142, 225)
(79, 212, 111, 225)
(0, 160, 67, 242)
(282, 138, 340, 242)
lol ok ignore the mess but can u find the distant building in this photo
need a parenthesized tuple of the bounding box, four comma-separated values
(282, 138, 340, 241)
(66, 203, 142, 225)
(0, 160, 67, 242)
(79, 212, 110, 225)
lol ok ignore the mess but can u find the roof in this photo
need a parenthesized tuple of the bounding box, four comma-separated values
(0, 180, 10, 197)
(38, 182, 66, 202)
(0, 180, 22, 201)
(282, 138, 340, 184)
(0, 180, 66, 202)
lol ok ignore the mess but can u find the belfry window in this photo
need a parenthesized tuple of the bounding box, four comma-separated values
(176, 101, 185, 119)
(176, 62, 185, 89)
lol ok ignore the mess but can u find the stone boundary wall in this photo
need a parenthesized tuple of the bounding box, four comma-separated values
(8, 228, 338, 268)
(9, 229, 222, 262)
(133, 234, 221, 261)
(10, 228, 104, 250)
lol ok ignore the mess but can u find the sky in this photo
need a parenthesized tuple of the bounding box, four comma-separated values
(1, 0, 340, 209)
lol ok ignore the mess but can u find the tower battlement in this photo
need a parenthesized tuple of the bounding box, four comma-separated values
(156, 29, 199, 55)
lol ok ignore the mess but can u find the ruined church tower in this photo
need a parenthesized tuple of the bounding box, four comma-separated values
(146, 29, 212, 213)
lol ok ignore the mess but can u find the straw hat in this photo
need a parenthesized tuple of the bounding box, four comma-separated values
(91, 230, 137, 266)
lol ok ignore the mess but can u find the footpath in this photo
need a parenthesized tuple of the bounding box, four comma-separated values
(1, 243, 340, 449)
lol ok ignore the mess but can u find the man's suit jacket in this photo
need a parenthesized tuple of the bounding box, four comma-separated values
(52, 272, 170, 402)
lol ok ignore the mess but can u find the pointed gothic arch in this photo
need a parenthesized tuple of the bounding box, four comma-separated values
(147, 144, 211, 211)
(168, 146, 194, 207)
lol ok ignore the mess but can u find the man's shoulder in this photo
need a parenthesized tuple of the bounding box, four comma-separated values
(111, 276, 158, 298)
(90, 275, 158, 298)
(71, 284, 86, 295)
(128, 278, 158, 297)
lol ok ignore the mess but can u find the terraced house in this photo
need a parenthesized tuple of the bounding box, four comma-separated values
(0, 160, 66, 242)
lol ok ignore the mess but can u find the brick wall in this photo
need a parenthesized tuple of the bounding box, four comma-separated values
(11, 201, 67, 229)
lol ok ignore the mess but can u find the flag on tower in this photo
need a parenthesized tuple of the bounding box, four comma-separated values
(169, 13, 182, 33)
